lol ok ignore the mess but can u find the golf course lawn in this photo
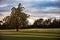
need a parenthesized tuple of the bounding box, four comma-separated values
(0, 35, 60, 40)
(0, 28, 60, 40)
(0, 32, 60, 40)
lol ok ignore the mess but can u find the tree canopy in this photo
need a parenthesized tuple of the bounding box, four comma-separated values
(3, 3, 29, 31)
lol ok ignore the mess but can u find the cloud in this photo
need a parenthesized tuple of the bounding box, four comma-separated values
(0, 11, 10, 17)
(30, 13, 60, 19)
(25, 6, 60, 19)
(23, 0, 60, 13)
(39, 7, 60, 13)
(0, 0, 60, 20)
(31, 1, 60, 8)
(0, 4, 8, 7)
(25, 7, 60, 14)
(0, 13, 3, 16)
(22, 0, 59, 2)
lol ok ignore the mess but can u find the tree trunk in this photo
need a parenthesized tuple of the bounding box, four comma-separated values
(16, 26, 19, 32)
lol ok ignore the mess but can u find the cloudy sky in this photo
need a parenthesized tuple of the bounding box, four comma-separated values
(0, 0, 60, 20)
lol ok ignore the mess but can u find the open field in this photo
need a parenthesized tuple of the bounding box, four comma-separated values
(0, 28, 60, 34)
(0, 28, 60, 40)
(0, 36, 60, 40)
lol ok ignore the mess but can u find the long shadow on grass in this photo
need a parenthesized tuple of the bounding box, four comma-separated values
(0, 36, 60, 40)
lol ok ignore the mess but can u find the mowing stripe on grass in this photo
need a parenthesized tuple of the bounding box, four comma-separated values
(1, 34, 60, 38)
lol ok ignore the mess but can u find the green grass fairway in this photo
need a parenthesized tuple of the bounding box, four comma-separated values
(0, 36, 60, 40)
(0, 28, 60, 40)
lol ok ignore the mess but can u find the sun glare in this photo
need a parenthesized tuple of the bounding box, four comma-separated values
(28, 18, 35, 25)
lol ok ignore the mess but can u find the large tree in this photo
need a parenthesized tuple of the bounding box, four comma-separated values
(3, 3, 29, 31)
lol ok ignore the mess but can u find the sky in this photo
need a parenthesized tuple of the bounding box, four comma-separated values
(0, 0, 60, 24)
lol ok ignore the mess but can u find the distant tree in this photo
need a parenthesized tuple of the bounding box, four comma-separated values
(43, 18, 52, 28)
(33, 18, 44, 28)
(3, 16, 10, 23)
(51, 18, 60, 28)
(2, 16, 11, 29)
(0, 21, 2, 29)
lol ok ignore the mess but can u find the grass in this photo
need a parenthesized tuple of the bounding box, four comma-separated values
(0, 36, 60, 40)
(0, 28, 60, 40)
(0, 28, 60, 34)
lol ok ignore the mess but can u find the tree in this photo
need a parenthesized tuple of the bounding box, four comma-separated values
(3, 3, 29, 31)
(11, 3, 29, 31)
(43, 18, 52, 28)
(33, 18, 44, 28)
(3, 16, 10, 23)
(51, 18, 60, 28)
(0, 21, 2, 29)
(2, 16, 10, 29)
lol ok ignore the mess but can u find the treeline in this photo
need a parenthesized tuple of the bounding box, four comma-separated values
(33, 18, 60, 28)
(20, 18, 60, 28)
(0, 18, 60, 29)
